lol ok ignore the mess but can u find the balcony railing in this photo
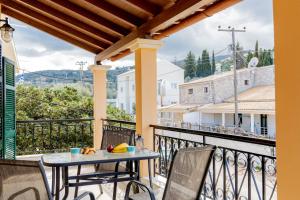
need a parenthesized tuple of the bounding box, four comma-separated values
(160, 121, 275, 139)
(16, 118, 94, 155)
(17, 118, 277, 199)
(151, 124, 277, 200)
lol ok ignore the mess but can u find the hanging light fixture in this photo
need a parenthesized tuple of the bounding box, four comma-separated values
(0, 17, 14, 43)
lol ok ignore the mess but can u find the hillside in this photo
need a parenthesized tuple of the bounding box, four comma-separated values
(16, 66, 134, 98)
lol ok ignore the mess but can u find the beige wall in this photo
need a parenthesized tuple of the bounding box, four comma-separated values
(273, 0, 300, 199)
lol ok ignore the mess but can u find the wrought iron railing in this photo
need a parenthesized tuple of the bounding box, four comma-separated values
(16, 118, 94, 155)
(151, 124, 277, 200)
(159, 121, 276, 139)
(102, 118, 136, 130)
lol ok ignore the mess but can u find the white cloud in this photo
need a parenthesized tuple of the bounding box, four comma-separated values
(11, 0, 274, 71)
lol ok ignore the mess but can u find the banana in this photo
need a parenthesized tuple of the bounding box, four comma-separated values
(112, 143, 129, 153)
(81, 147, 96, 155)
(113, 143, 128, 151)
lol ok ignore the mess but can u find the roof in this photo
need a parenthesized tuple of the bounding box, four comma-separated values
(0, 0, 240, 61)
(158, 104, 199, 113)
(199, 85, 275, 114)
(226, 85, 274, 102)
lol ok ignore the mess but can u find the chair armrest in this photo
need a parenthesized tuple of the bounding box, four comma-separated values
(124, 180, 156, 200)
(73, 191, 95, 200)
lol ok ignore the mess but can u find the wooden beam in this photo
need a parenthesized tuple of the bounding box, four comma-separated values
(124, 0, 161, 16)
(2, 1, 108, 49)
(110, 49, 131, 61)
(96, 0, 217, 61)
(14, 0, 118, 44)
(83, 0, 144, 26)
(48, 0, 136, 33)
(153, 0, 241, 40)
(2, 7, 100, 53)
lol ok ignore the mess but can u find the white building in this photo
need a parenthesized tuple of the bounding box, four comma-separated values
(117, 59, 184, 114)
(159, 65, 276, 138)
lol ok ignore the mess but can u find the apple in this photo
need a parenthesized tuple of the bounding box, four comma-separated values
(107, 144, 114, 153)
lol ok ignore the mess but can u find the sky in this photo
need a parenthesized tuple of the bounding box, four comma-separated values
(11, 0, 274, 72)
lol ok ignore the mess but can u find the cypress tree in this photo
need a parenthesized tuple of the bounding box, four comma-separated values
(212, 51, 216, 75)
(258, 48, 264, 67)
(201, 50, 211, 77)
(184, 51, 196, 79)
(254, 40, 259, 58)
(196, 56, 202, 77)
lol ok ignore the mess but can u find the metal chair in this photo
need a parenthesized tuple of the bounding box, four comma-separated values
(124, 145, 216, 200)
(0, 159, 95, 200)
(74, 124, 135, 198)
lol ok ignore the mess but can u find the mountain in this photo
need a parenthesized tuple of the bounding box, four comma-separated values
(16, 66, 134, 99)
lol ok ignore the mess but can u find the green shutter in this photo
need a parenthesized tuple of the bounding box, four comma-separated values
(1, 57, 16, 159)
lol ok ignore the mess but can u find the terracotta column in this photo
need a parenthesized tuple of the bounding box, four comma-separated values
(274, 0, 300, 199)
(89, 64, 111, 150)
(129, 39, 163, 176)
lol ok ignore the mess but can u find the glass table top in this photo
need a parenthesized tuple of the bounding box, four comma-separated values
(42, 149, 160, 167)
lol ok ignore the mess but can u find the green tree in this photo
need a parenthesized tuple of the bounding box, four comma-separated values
(236, 42, 246, 69)
(246, 51, 254, 63)
(211, 51, 216, 75)
(16, 85, 132, 121)
(184, 51, 196, 79)
(201, 50, 212, 77)
(196, 56, 202, 77)
(254, 40, 259, 58)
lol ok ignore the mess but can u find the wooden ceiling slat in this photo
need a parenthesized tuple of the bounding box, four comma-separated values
(47, 0, 133, 34)
(15, 0, 118, 44)
(2, 7, 100, 53)
(153, 0, 241, 40)
(124, 0, 161, 16)
(83, 0, 144, 26)
(96, 0, 215, 61)
(2, 1, 108, 50)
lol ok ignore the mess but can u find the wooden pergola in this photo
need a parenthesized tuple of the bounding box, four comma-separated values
(0, 0, 239, 61)
(2, 1, 299, 199)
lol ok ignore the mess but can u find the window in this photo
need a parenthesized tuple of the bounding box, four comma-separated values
(132, 84, 135, 91)
(204, 87, 209, 93)
(120, 87, 123, 92)
(188, 88, 193, 94)
(120, 103, 124, 110)
(244, 80, 249, 85)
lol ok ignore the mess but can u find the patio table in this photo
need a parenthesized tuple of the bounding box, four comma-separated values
(42, 149, 159, 200)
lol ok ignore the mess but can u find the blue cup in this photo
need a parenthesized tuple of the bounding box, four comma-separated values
(127, 146, 136, 153)
(70, 147, 81, 155)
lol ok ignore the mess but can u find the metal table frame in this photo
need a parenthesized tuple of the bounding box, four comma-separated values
(42, 150, 159, 200)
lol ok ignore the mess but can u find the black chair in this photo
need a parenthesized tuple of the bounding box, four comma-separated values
(75, 124, 135, 198)
(0, 159, 95, 200)
(124, 145, 216, 200)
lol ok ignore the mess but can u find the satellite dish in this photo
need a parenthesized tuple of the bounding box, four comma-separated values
(248, 57, 259, 68)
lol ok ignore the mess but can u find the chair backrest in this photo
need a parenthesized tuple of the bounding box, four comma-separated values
(0, 159, 51, 200)
(98, 125, 135, 171)
(101, 125, 135, 149)
(163, 145, 216, 200)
